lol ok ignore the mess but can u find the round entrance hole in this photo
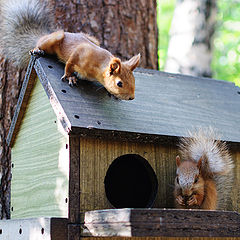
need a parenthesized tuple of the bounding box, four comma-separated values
(104, 154, 158, 208)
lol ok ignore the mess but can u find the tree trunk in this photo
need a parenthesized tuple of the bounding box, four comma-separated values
(53, 0, 158, 69)
(165, 0, 217, 78)
(0, 0, 158, 219)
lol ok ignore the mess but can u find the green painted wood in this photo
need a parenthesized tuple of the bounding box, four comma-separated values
(11, 78, 69, 219)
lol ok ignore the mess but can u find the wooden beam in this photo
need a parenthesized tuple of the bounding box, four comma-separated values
(0, 218, 68, 240)
(79, 209, 240, 237)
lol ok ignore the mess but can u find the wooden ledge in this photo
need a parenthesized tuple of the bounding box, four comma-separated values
(80, 208, 240, 237)
(0, 217, 68, 240)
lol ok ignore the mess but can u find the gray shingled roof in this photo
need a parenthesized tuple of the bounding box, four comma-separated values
(7, 56, 240, 146)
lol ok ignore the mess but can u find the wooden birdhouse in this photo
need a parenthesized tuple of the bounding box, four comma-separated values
(1, 55, 240, 239)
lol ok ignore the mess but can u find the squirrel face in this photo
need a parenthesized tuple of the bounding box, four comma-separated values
(103, 54, 140, 100)
(175, 156, 204, 197)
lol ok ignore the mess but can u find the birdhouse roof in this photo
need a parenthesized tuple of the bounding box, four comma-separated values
(7, 56, 240, 147)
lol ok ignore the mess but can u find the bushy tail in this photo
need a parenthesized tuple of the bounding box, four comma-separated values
(0, 0, 54, 68)
(179, 128, 234, 209)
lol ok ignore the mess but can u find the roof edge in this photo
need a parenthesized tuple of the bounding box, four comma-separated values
(7, 56, 38, 147)
(34, 58, 72, 134)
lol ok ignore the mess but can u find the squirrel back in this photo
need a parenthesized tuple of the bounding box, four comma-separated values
(0, 0, 140, 100)
(175, 128, 234, 210)
(0, 0, 54, 68)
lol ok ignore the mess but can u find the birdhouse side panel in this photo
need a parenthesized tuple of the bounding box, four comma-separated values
(11, 78, 69, 219)
(78, 137, 178, 212)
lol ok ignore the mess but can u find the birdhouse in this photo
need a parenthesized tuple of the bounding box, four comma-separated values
(1, 55, 240, 239)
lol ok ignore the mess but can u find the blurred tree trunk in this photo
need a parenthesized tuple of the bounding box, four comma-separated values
(0, 0, 158, 219)
(165, 0, 217, 78)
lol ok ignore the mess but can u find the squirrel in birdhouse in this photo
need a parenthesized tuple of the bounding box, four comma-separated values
(174, 128, 234, 210)
(0, 0, 140, 100)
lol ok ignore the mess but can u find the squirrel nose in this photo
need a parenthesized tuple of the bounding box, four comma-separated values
(182, 189, 192, 196)
(129, 97, 134, 100)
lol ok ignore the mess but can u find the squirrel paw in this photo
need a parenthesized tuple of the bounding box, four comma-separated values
(176, 195, 185, 206)
(61, 75, 78, 87)
(29, 48, 45, 56)
(187, 195, 198, 206)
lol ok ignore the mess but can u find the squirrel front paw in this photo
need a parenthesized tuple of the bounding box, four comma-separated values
(29, 48, 45, 56)
(187, 195, 198, 206)
(61, 75, 78, 87)
(176, 195, 185, 206)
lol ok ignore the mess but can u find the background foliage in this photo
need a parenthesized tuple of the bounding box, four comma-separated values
(157, 0, 240, 86)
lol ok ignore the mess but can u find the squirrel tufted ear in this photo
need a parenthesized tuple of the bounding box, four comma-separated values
(197, 157, 203, 171)
(176, 155, 181, 167)
(109, 58, 121, 75)
(124, 53, 141, 71)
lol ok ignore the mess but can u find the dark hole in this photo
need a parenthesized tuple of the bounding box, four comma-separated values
(104, 154, 158, 208)
(48, 65, 53, 69)
(237, 91, 240, 94)
(41, 228, 44, 235)
(19, 228, 22, 234)
(61, 89, 66, 93)
(0, 229, 2, 234)
(97, 121, 101, 125)
(65, 198, 68, 203)
(11, 163, 14, 168)
(66, 144, 68, 149)
(74, 115, 79, 119)
(11, 207, 13, 211)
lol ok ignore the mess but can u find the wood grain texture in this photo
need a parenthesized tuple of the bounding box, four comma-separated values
(231, 151, 240, 212)
(11, 78, 69, 219)
(0, 217, 68, 240)
(69, 136, 80, 223)
(78, 137, 177, 212)
(81, 209, 240, 237)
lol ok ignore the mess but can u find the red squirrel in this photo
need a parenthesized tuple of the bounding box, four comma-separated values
(0, 0, 140, 100)
(174, 128, 234, 210)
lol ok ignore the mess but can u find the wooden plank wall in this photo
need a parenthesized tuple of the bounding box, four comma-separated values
(79, 137, 178, 212)
(11, 78, 69, 219)
(78, 137, 240, 213)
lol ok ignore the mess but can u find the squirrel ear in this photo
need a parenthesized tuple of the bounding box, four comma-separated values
(124, 53, 141, 71)
(109, 58, 121, 75)
(197, 157, 203, 171)
(176, 155, 181, 167)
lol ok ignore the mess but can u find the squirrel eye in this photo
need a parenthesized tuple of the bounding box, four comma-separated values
(176, 177, 179, 184)
(194, 176, 199, 183)
(117, 81, 123, 88)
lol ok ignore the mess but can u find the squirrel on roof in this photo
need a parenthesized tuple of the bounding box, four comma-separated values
(0, 0, 140, 101)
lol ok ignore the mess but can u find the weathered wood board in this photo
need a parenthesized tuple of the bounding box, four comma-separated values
(0, 217, 68, 240)
(80, 209, 240, 238)
(11, 78, 69, 219)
